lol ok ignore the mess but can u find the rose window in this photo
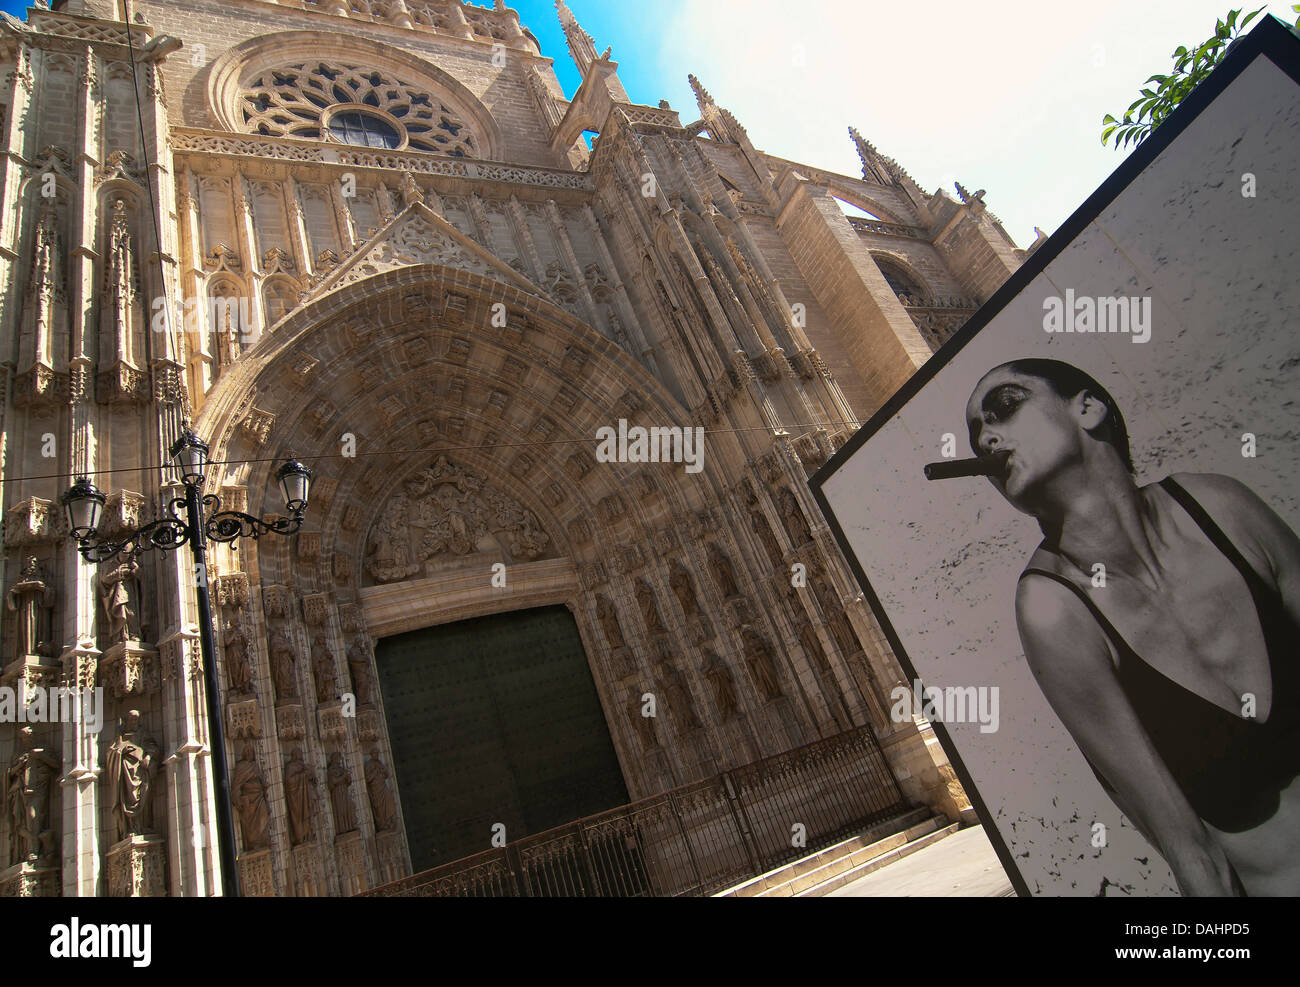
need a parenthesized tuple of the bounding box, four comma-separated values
(239, 62, 478, 156)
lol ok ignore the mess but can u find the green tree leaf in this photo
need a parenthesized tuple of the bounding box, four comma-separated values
(1101, 6, 1265, 149)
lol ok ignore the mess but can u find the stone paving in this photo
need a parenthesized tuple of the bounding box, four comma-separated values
(827, 825, 1014, 897)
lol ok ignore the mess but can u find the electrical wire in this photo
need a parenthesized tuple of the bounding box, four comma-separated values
(1, 417, 862, 485)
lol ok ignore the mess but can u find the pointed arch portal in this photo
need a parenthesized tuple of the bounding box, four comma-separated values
(193, 260, 700, 846)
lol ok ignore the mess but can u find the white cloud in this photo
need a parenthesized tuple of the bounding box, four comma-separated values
(655, 0, 1293, 246)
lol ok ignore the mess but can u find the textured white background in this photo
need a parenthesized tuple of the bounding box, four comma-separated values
(823, 57, 1300, 896)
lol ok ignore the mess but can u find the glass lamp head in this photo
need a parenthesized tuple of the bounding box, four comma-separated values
(169, 427, 209, 486)
(276, 458, 312, 514)
(62, 477, 106, 540)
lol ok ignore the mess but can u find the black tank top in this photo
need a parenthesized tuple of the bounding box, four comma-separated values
(1018, 476, 1300, 835)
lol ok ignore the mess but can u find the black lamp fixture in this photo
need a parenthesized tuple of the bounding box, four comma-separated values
(168, 426, 210, 487)
(276, 456, 311, 516)
(61, 477, 106, 541)
(62, 427, 312, 897)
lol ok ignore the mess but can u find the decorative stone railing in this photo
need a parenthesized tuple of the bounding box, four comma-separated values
(619, 105, 684, 129)
(896, 292, 975, 311)
(847, 217, 928, 239)
(283, 0, 535, 51)
(169, 128, 595, 191)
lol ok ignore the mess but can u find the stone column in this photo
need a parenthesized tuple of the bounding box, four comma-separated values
(285, 178, 314, 280)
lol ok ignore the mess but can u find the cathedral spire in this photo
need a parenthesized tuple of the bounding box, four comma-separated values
(688, 73, 745, 144)
(689, 73, 714, 111)
(555, 0, 600, 75)
(847, 125, 917, 188)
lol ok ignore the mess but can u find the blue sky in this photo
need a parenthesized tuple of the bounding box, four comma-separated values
(5, 0, 1296, 245)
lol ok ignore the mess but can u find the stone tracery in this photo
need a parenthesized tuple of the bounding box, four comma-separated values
(239, 62, 478, 157)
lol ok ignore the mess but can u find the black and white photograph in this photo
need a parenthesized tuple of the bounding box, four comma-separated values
(816, 29, 1300, 896)
(3, 0, 1300, 967)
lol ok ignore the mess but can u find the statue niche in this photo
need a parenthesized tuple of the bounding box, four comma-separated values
(364, 456, 553, 585)
(97, 559, 145, 646)
(6, 556, 55, 661)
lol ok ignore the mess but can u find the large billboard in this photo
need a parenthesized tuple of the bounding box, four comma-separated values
(812, 18, 1300, 896)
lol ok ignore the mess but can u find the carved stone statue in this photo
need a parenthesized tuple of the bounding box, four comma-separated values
(607, 308, 630, 349)
(661, 663, 701, 730)
(104, 709, 160, 841)
(428, 484, 480, 556)
(814, 579, 860, 654)
(346, 637, 375, 708)
(312, 635, 337, 704)
(6, 556, 54, 660)
(327, 752, 357, 834)
(596, 595, 625, 650)
(811, 570, 837, 615)
(365, 495, 419, 583)
(6, 727, 59, 864)
(283, 748, 317, 846)
(364, 750, 397, 832)
(97, 559, 143, 644)
(635, 579, 666, 636)
(778, 488, 813, 547)
(223, 611, 253, 695)
(749, 507, 785, 569)
(269, 626, 299, 703)
(707, 543, 740, 599)
(798, 623, 831, 670)
(743, 629, 783, 701)
(826, 609, 859, 655)
(492, 496, 550, 560)
(629, 694, 657, 752)
(399, 170, 424, 207)
(669, 565, 700, 617)
(231, 744, 270, 851)
(704, 652, 740, 721)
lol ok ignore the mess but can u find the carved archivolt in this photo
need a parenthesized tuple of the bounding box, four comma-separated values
(238, 61, 478, 157)
(363, 456, 553, 584)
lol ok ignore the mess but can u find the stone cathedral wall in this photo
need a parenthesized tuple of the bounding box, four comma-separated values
(0, 0, 1021, 896)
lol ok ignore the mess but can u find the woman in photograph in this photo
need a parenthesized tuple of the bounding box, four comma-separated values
(965, 358, 1300, 896)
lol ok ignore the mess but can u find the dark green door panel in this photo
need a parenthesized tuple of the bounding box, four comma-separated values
(375, 605, 629, 872)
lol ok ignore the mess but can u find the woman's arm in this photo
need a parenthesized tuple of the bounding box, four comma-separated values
(1015, 575, 1243, 896)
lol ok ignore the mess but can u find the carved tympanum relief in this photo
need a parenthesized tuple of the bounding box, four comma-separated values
(364, 456, 553, 584)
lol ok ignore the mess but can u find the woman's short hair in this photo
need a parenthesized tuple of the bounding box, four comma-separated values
(1003, 359, 1135, 473)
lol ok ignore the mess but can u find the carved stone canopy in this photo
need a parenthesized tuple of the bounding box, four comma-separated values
(363, 456, 554, 585)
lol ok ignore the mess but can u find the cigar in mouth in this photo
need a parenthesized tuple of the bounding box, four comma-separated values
(923, 453, 1009, 481)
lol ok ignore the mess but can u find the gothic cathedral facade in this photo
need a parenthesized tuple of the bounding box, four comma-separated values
(0, 0, 1024, 896)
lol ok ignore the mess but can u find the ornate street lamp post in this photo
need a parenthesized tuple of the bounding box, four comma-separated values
(62, 428, 311, 897)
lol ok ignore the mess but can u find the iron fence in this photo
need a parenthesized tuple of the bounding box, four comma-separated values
(362, 724, 910, 897)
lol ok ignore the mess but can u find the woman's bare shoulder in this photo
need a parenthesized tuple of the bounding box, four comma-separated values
(1162, 471, 1294, 536)
(1163, 471, 1289, 568)
(1014, 563, 1113, 680)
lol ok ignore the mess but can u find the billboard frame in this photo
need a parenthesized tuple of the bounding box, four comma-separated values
(809, 15, 1300, 897)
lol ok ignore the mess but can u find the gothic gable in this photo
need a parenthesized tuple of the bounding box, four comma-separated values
(301, 201, 542, 305)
